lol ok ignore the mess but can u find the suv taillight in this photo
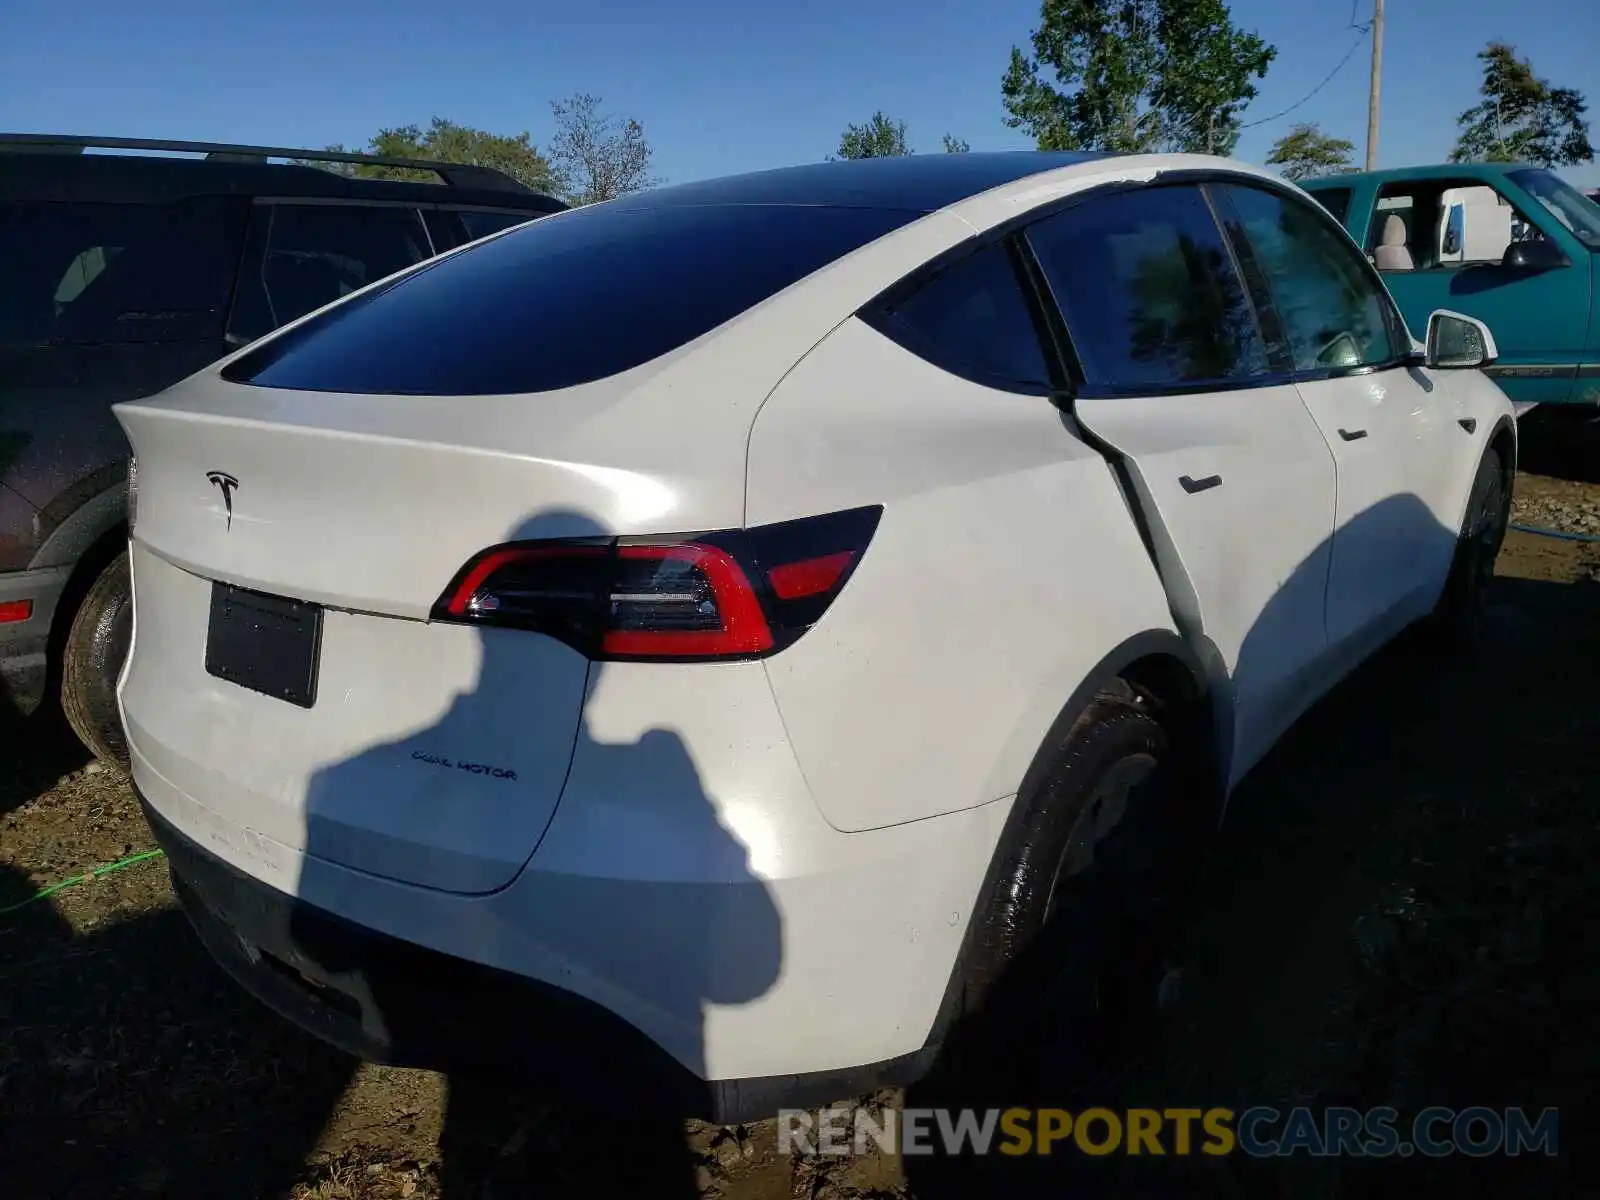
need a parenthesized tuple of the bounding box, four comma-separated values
(431, 506, 882, 661)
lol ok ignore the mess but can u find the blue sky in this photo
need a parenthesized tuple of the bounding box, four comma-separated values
(3, 0, 1597, 191)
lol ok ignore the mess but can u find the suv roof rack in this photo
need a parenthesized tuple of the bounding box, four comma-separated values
(0, 133, 534, 194)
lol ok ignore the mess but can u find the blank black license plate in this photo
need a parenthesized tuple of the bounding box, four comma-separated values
(205, 583, 322, 708)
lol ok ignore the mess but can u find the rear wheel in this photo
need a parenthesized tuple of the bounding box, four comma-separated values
(1429, 450, 1511, 648)
(943, 691, 1195, 1091)
(61, 550, 132, 768)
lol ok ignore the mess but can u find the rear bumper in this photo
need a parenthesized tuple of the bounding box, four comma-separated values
(142, 790, 723, 1113)
(142, 787, 942, 1123)
(130, 725, 1012, 1123)
(0, 565, 71, 714)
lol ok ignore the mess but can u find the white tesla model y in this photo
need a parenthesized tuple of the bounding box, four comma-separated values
(116, 151, 1514, 1121)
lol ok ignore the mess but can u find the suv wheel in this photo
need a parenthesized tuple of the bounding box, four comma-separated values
(61, 550, 132, 767)
(936, 691, 1195, 1093)
(1429, 449, 1511, 648)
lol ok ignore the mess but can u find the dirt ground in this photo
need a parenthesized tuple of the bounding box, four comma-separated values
(4, 447, 1599, 1198)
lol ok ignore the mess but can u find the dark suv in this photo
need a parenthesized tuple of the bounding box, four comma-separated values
(1, 134, 566, 761)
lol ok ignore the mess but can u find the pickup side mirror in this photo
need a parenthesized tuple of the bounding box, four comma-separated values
(1425, 309, 1499, 370)
(1502, 238, 1569, 271)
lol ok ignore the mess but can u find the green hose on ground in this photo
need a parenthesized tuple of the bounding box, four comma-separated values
(1508, 522, 1600, 545)
(0, 849, 165, 916)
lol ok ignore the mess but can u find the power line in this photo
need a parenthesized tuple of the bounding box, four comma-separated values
(1241, 34, 1368, 130)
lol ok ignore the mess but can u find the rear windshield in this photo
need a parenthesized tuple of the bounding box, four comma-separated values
(223, 202, 918, 395)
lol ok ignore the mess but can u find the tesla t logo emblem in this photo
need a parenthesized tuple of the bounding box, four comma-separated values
(206, 471, 240, 530)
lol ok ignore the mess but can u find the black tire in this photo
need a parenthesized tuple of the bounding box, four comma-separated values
(944, 692, 1191, 1090)
(60, 550, 132, 768)
(1429, 449, 1511, 648)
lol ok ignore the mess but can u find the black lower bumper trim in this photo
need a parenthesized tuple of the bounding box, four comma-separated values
(138, 789, 933, 1123)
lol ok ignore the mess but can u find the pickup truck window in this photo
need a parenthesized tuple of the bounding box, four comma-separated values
(1308, 187, 1352, 225)
(1219, 183, 1403, 374)
(1508, 169, 1600, 251)
(1026, 184, 1270, 392)
(1367, 180, 1545, 271)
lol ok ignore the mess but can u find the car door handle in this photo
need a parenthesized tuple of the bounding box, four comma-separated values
(1179, 474, 1223, 494)
(1459, 418, 1477, 433)
(1338, 428, 1368, 441)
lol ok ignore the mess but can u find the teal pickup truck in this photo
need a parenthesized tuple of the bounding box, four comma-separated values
(1302, 164, 1600, 407)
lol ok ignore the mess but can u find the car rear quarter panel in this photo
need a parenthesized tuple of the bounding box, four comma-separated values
(746, 318, 1179, 833)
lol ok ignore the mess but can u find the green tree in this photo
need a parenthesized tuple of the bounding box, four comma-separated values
(1001, 0, 1275, 155)
(1450, 42, 1593, 167)
(837, 112, 912, 159)
(547, 93, 658, 205)
(307, 117, 558, 192)
(1266, 122, 1355, 180)
(941, 133, 972, 154)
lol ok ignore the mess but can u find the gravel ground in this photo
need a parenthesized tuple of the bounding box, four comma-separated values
(3, 461, 1598, 1199)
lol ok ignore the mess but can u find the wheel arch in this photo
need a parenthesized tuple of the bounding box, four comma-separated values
(922, 628, 1221, 1048)
(1487, 413, 1517, 481)
(30, 483, 129, 706)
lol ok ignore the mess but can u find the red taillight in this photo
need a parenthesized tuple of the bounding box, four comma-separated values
(766, 550, 856, 600)
(439, 545, 606, 619)
(431, 506, 881, 662)
(0, 599, 33, 624)
(601, 545, 772, 657)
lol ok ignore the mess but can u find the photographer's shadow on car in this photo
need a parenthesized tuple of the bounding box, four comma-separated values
(286, 510, 784, 1195)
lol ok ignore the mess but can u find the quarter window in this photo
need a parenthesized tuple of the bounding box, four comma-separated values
(872, 242, 1054, 389)
(1026, 185, 1270, 391)
(1218, 183, 1403, 372)
(229, 203, 431, 342)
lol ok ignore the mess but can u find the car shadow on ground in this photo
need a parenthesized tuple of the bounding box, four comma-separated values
(904, 566, 1600, 1198)
(0, 861, 356, 1198)
(1, 704, 90, 819)
(1514, 408, 1600, 487)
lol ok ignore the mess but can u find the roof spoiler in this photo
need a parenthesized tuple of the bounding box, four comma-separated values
(0, 132, 536, 194)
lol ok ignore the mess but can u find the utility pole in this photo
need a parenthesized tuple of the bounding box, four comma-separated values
(1365, 0, 1384, 170)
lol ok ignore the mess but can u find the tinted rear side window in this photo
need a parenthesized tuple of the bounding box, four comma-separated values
(871, 242, 1054, 389)
(0, 197, 245, 346)
(225, 204, 917, 395)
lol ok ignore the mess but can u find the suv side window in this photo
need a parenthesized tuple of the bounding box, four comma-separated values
(1025, 184, 1270, 391)
(1218, 183, 1404, 373)
(0, 197, 246, 346)
(422, 209, 464, 253)
(457, 210, 535, 241)
(870, 241, 1055, 390)
(229, 203, 431, 343)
